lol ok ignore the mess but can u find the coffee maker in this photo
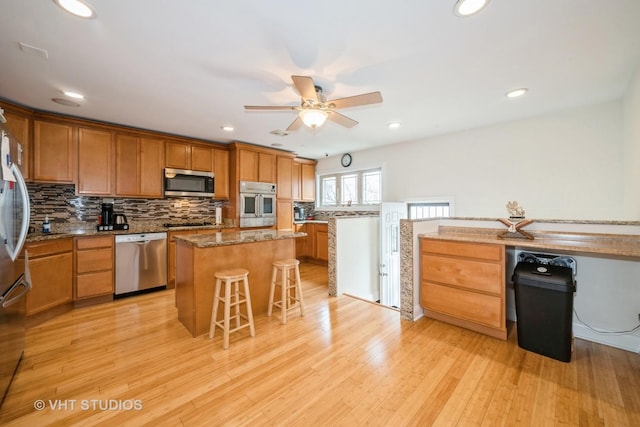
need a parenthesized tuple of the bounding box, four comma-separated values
(293, 206, 305, 221)
(98, 203, 114, 231)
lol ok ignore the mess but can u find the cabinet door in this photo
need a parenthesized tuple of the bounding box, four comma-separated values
(166, 141, 190, 169)
(258, 152, 276, 183)
(33, 121, 75, 183)
(277, 156, 293, 199)
(27, 251, 73, 315)
(292, 162, 301, 201)
(315, 225, 329, 261)
(277, 199, 293, 231)
(139, 137, 164, 197)
(191, 145, 213, 172)
(213, 149, 229, 199)
(3, 110, 31, 180)
(239, 149, 258, 182)
(301, 163, 316, 201)
(115, 134, 140, 196)
(295, 223, 307, 257)
(77, 127, 113, 195)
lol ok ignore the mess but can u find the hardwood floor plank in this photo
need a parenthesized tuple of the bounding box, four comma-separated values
(0, 263, 638, 426)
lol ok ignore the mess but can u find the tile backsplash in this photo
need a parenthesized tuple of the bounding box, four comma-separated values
(27, 183, 226, 226)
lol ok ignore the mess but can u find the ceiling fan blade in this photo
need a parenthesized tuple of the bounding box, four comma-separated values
(286, 116, 303, 132)
(291, 75, 318, 102)
(328, 111, 358, 128)
(244, 105, 298, 111)
(328, 91, 383, 109)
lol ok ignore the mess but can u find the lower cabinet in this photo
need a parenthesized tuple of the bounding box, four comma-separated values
(295, 222, 328, 263)
(75, 236, 114, 299)
(420, 238, 506, 340)
(24, 239, 74, 316)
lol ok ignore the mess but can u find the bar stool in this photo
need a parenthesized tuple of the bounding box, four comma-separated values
(268, 259, 304, 324)
(209, 268, 255, 349)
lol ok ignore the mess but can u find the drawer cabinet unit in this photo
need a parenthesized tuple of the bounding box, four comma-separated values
(24, 239, 74, 316)
(420, 238, 506, 340)
(75, 236, 114, 299)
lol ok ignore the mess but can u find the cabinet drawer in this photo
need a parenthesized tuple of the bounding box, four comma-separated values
(76, 236, 113, 250)
(76, 271, 113, 298)
(420, 281, 503, 329)
(421, 254, 503, 295)
(421, 239, 502, 261)
(76, 248, 113, 273)
(27, 238, 73, 257)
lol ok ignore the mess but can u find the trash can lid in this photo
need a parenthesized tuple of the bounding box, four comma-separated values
(513, 261, 576, 292)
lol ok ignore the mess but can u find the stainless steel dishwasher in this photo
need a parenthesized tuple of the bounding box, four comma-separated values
(115, 232, 167, 296)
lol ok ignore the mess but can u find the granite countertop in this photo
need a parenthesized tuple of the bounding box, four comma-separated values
(25, 221, 236, 243)
(173, 229, 307, 248)
(420, 226, 640, 258)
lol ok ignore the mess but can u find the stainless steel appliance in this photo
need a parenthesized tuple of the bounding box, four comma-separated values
(114, 233, 167, 296)
(294, 206, 305, 221)
(0, 119, 32, 408)
(239, 181, 276, 228)
(164, 168, 214, 198)
(112, 213, 129, 230)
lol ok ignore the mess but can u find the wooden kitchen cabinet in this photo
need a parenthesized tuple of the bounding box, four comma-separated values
(74, 236, 114, 299)
(292, 159, 316, 201)
(420, 238, 506, 340)
(33, 120, 76, 183)
(277, 199, 294, 231)
(77, 127, 114, 195)
(238, 149, 276, 183)
(213, 148, 229, 199)
(295, 222, 328, 263)
(24, 239, 74, 316)
(165, 140, 213, 172)
(2, 107, 31, 180)
(314, 223, 329, 261)
(277, 156, 293, 199)
(116, 134, 165, 197)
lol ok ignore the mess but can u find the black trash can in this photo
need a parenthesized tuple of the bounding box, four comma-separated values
(513, 262, 576, 362)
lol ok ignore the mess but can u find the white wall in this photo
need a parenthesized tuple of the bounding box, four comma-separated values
(336, 217, 380, 301)
(317, 101, 626, 221)
(623, 64, 640, 219)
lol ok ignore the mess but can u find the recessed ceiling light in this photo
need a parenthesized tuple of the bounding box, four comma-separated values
(51, 98, 80, 107)
(63, 90, 85, 99)
(454, 0, 490, 17)
(387, 122, 401, 129)
(221, 125, 234, 132)
(52, 0, 96, 19)
(505, 88, 528, 98)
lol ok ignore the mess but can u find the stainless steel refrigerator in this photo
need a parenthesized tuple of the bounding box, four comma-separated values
(0, 114, 32, 409)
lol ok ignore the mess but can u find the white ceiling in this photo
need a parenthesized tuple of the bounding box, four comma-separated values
(1, 1, 639, 160)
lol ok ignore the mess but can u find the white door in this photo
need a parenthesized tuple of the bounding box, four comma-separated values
(379, 202, 407, 307)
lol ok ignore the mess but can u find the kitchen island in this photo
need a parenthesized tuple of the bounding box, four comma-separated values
(174, 229, 306, 337)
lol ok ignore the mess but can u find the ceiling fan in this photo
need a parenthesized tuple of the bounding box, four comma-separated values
(244, 75, 383, 131)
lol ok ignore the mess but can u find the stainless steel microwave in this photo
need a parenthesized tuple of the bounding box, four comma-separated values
(164, 168, 214, 197)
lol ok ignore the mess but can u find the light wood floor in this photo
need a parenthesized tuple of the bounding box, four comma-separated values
(1, 263, 639, 426)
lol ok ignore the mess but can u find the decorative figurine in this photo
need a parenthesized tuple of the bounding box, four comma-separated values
(498, 201, 534, 240)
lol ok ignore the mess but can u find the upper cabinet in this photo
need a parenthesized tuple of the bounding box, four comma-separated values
(77, 127, 114, 195)
(213, 148, 229, 200)
(33, 120, 76, 183)
(2, 108, 31, 180)
(276, 156, 293, 200)
(293, 158, 316, 202)
(238, 148, 276, 183)
(116, 134, 165, 198)
(165, 140, 213, 172)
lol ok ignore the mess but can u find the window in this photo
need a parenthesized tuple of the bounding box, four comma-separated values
(408, 202, 451, 219)
(319, 168, 381, 207)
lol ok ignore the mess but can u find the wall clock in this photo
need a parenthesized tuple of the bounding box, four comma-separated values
(341, 153, 352, 167)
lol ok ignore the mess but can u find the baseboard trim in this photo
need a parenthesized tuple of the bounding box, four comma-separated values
(573, 323, 640, 354)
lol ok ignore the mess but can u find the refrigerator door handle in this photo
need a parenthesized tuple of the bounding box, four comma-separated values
(1, 276, 30, 309)
(4, 163, 31, 261)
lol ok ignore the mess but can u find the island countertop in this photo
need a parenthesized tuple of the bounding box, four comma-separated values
(173, 229, 306, 248)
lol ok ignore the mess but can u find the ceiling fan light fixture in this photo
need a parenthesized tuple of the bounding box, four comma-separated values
(300, 109, 328, 128)
(454, 0, 490, 17)
(53, 0, 96, 18)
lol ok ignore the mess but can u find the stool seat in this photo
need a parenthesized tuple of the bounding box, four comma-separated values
(268, 259, 304, 324)
(209, 267, 255, 349)
(215, 268, 249, 280)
